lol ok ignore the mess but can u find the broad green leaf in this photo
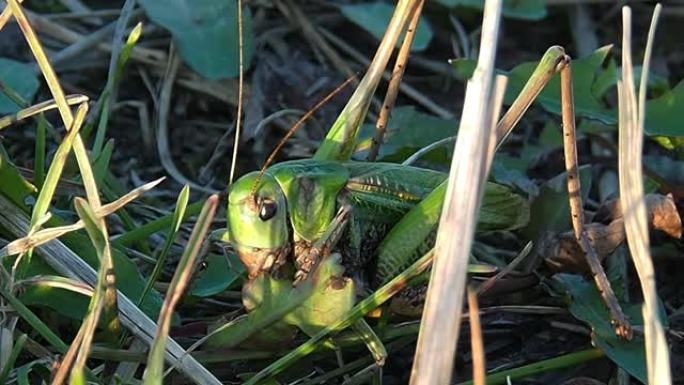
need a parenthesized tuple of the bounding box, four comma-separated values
(551, 272, 656, 383)
(356, 106, 457, 163)
(191, 252, 244, 297)
(339, 2, 433, 52)
(522, 166, 592, 240)
(139, 0, 254, 79)
(505, 45, 615, 123)
(490, 161, 538, 197)
(450, 58, 477, 81)
(0, 58, 39, 114)
(644, 80, 684, 137)
(451, 47, 615, 123)
(435, 0, 547, 20)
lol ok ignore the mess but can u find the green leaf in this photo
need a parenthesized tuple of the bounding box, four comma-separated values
(552, 272, 653, 383)
(450, 58, 477, 80)
(356, 106, 457, 163)
(490, 161, 538, 197)
(191, 253, 244, 297)
(505, 45, 615, 123)
(339, 2, 433, 52)
(139, 0, 254, 79)
(522, 166, 592, 239)
(0, 58, 39, 113)
(435, 0, 547, 21)
(451, 47, 615, 123)
(644, 80, 684, 137)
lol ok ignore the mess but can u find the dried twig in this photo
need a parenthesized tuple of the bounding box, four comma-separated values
(467, 287, 485, 385)
(560, 60, 631, 339)
(368, 0, 425, 161)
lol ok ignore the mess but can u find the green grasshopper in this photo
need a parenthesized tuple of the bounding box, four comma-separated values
(220, 0, 629, 370)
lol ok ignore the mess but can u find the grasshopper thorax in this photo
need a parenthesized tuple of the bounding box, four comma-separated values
(228, 171, 290, 279)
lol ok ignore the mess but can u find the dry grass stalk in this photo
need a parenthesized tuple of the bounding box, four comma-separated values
(618, 5, 671, 384)
(409, 0, 503, 383)
(467, 287, 486, 385)
(368, 0, 425, 161)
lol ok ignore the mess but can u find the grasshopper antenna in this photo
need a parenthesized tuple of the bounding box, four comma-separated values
(228, 0, 245, 187)
(249, 75, 356, 199)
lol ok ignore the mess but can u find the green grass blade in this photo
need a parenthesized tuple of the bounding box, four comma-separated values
(0, 94, 87, 132)
(0, 178, 163, 257)
(0, 284, 68, 353)
(29, 102, 88, 228)
(93, 139, 114, 187)
(33, 113, 46, 189)
(92, 22, 143, 156)
(143, 195, 218, 385)
(0, 79, 28, 109)
(138, 184, 190, 308)
(113, 200, 203, 247)
(454, 349, 605, 385)
(7, 0, 102, 208)
(70, 197, 115, 384)
(0, 333, 27, 384)
(15, 275, 94, 297)
(314, 0, 414, 161)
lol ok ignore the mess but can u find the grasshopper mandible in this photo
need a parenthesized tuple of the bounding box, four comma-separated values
(221, 0, 631, 369)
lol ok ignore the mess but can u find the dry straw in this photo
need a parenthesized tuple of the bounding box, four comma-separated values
(409, 0, 505, 383)
(618, 5, 671, 385)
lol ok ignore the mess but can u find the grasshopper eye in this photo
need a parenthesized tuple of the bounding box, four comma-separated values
(258, 199, 278, 221)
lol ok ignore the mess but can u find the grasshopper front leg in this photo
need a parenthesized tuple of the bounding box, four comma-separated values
(292, 202, 389, 365)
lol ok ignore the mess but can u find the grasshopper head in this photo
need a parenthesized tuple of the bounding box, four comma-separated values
(228, 171, 290, 279)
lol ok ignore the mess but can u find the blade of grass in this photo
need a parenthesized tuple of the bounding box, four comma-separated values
(454, 348, 605, 385)
(367, 0, 425, 161)
(314, 0, 417, 161)
(69, 197, 114, 385)
(113, 201, 203, 247)
(0, 194, 222, 385)
(7, 0, 102, 209)
(33, 113, 46, 189)
(409, 0, 503, 383)
(138, 185, 190, 307)
(0, 95, 87, 131)
(0, 333, 27, 384)
(143, 195, 218, 385)
(0, 283, 68, 353)
(619, 5, 671, 384)
(15, 275, 94, 297)
(227, 0, 244, 185)
(91, 20, 143, 156)
(29, 102, 88, 228)
(92, 139, 114, 186)
(0, 178, 163, 257)
(467, 287, 485, 385)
